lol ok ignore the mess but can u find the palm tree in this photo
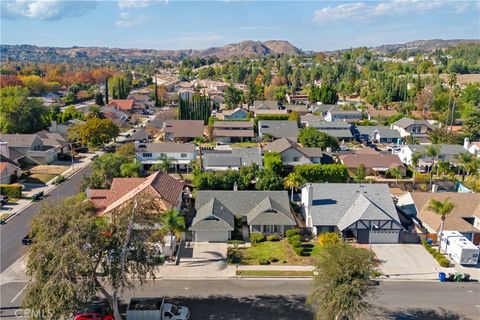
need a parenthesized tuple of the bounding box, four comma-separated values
(87, 105, 104, 119)
(153, 154, 173, 173)
(386, 167, 402, 186)
(427, 198, 455, 252)
(160, 209, 185, 258)
(425, 145, 440, 192)
(456, 153, 473, 182)
(447, 72, 457, 130)
(193, 136, 206, 169)
(284, 173, 306, 201)
(411, 152, 422, 189)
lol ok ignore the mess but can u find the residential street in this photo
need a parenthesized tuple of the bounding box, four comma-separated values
(0, 164, 92, 272)
(1, 279, 479, 319)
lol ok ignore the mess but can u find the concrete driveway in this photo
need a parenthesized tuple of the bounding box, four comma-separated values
(192, 242, 227, 263)
(372, 244, 446, 280)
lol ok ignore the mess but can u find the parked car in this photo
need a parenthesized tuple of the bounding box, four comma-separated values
(0, 195, 9, 206)
(74, 147, 89, 153)
(339, 145, 349, 151)
(103, 146, 116, 153)
(127, 297, 189, 320)
(74, 302, 114, 320)
(22, 232, 34, 245)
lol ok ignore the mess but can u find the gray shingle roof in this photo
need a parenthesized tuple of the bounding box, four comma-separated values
(355, 126, 401, 139)
(203, 154, 242, 167)
(258, 120, 299, 140)
(190, 198, 235, 231)
(319, 129, 353, 139)
(253, 100, 279, 110)
(305, 183, 401, 227)
(406, 144, 468, 157)
(309, 121, 352, 129)
(0, 134, 40, 148)
(193, 191, 295, 230)
(393, 117, 435, 129)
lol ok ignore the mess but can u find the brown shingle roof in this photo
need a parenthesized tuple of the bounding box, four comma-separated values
(214, 129, 255, 138)
(163, 120, 204, 138)
(213, 121, 253, 129)
(412, 192, 480, 233)
(339, 153, 404, 169)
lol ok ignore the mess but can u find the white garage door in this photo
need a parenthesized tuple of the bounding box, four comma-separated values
(370, 230, 399, 244)
(195, 231, 229, 242)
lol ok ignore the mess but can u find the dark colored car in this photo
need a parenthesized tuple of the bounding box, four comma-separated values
(103, 146, 116, 153)
(0, 195, 8, 206)
(22, 233, 34, 245)
(74, 147, 89, 153)
(74, 302, 114, 320)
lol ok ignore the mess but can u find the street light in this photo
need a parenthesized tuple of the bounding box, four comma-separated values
(368, 223, 379, 249)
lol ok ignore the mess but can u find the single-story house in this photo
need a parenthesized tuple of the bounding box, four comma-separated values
(36, 131, 70, 155)
(135, 142, 196, 171)
(284, 103, 309, 115)
(190, 190, 296, 242)
(88, 171, 184, 217)
(258, 120, 299, 141)
(264, 138, 331, 165)
(305, 121, 354, 142)
(338, 150, 406, 176)
(300, 114, 324, 126)
(397, 144, 469, 166)
(203, 147, 262, 171)
(213, 121, 255, 143)
(107, 99, 136, 112)
(397, 192, 480, 244)
(162, 120, 204, 142)
(216, 107, 249, 120)
(301, 183, 404, 243)
(353, 126, 401, 144)
(310, 104, 338, 117)
(325, 108, 362, 123)
(251, 100, 280, 111)
(123, 128, 152, 144)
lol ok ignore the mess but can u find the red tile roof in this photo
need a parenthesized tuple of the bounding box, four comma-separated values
(108, 99, 135, 111)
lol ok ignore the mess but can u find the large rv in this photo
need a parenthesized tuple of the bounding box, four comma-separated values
(440, 231, 479, 266)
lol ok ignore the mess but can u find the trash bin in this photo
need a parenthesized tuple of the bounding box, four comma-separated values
(447, 273, 455, 282)
(438, 272, 446, 282)
(462, 273, 470, 282)
(454, 272, 462, 282)
(427, 238, 433, 245)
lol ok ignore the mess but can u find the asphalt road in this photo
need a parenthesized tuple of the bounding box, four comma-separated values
(1, 279, 479, 319)
(0, 164, 92, 272)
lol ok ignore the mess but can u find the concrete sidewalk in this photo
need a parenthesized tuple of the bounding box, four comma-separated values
(0, 153, 98, 222)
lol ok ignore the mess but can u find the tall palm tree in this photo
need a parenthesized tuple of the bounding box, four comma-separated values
(193, 136, 206, 169)
(411, 152, 422, 190)
(427, 198, 455, 252)
(160, 209, 185, 258)
(456, 152, 473, 182)
(386, 167, 402, 186)
(153, 154, 173, 173)
(87, 104, 104, 119)
(284, 173, 306, 201)
(425, 145, 440, 192)
(447, 72, 457, 131)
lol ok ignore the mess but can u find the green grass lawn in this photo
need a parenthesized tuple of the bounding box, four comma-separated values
(230, 141, 259, 148)
(24, 173, 57, 184)
(236, 270, 314, 277)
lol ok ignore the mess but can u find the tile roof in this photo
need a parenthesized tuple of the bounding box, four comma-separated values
(163, 120, 204, 138)
(108, 99, 135, 111)
(411, 192, 480, 233)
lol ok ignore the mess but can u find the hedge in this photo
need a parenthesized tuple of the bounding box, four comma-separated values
(422, 239, 450, 267)
(286, 228, 300, 238)
(255, 115, 290, 121)
(0, 184, 22, 198)
(294, 164, 349, 183)
(267, 234, 281, 241)
(250, 232, 265, 245)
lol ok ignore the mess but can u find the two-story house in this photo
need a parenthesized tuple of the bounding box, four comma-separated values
(162, 120, 204, 142)
(264, 138, 332, 166)
(354, 126, 401, 144)
(397, 144, 469, 167)
(135, 142, 197, 172)
(391, 117, 437, 143)
(213, 121, 255, 143)
(0, 134, 57, 165)
(325, 107, 362, 122)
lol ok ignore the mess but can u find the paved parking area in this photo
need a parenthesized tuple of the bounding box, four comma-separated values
(372, 244, 444, 280)
(192, 242, 227, 262)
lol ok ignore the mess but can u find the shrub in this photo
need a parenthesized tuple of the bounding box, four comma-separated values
(286, 228, 300, 238)
(271, 258, 279, 263)
(227, 246, 243, 264)
(291, 239, 302, 248)
(432, 251, 440, 259)
(438, 257, 450, 267)
(288, 234, 302, 244)
(317, 232, 341, 247)
(293, 246, 304, 256)
(227, 240, 244, 245)
(53, 175, 66, 185)
(0, 184, 22, 198)
(267, 234, 281, 242)
(250, 232, 265, 245)
(259, 259, 270, 265)
(294, 164, 349, 183)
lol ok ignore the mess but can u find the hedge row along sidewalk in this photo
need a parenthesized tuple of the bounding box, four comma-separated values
(422, 239, 450, 267)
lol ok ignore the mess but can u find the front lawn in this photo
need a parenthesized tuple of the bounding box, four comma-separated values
(24, 173, 57, 184)
(231, 239, 323, 265)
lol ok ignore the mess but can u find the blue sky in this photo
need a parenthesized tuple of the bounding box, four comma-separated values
(1, 0, 479, 51)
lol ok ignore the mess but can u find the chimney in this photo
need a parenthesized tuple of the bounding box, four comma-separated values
(464, 137, 470, 150)
(50, 120, 58, 133)
(233, 182, 238, 191)
(304, 183, 313, 207)
(0, 141, 10, 159)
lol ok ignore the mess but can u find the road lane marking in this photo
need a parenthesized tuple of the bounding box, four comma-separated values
(11, 283, 28, 303)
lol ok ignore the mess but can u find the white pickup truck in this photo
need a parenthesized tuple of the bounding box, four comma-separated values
(127, 297, 190, 320)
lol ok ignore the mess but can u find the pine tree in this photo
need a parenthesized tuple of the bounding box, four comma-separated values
(105, 77, 109, 104)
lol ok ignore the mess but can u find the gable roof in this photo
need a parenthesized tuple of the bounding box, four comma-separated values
(89, 171, 184, 215)
(410, 192, 480, 233)
(339, 153, 404, 169)
(305, 183, 401, 227)
(253, 100, 279, 110)
(163, 120, 204, 138)
(136, 143, 195, 153)
(203, 148, 262, 168)
(393, 117, 436, 129)
(190, 198, 235, 231)
(108, 99, 135, 111)
(36, 131, 69, 148)
(406, 144, 468, 157)
(222, 107, 249, 117)
(258, 120, 299, 140)
(247, 196, 296, 225)
(265, 137, 300, 153)
(0, 134, 41, 148)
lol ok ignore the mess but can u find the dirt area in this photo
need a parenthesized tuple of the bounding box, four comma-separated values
(28, 164, 69, 175)
(24, 173, 57, 184)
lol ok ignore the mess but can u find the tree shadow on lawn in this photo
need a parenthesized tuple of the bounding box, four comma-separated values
(373, 307, 471, 320)
(119, 295, 313, 320)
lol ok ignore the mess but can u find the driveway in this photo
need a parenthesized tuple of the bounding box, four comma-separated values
(192, 242, 227, 263)
(372, 244, 445, 280)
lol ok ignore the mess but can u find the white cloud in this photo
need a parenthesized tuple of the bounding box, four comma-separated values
(1, 0, 97, 20)
(117, 0, 167, 9)
(313, 0, 475, 23)
(115, 11, 149, 27)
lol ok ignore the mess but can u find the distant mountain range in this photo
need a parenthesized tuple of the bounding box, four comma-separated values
(1, 39, 478, 63)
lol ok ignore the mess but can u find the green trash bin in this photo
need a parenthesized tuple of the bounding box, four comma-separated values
(454, 272, 462, 282)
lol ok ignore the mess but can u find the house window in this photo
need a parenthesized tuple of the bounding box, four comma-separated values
(143, 153, 152, 158)
(293, 157, 300, 162)
(181, 153, 187, 158)
(160, 153, 167, 157)
(264, 225, 279, 233)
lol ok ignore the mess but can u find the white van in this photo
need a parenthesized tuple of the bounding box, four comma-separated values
(440, 231, 479, 266)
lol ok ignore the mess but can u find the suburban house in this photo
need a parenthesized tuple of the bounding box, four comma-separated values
(464, 138, 480, 157)
(135, 142, 196, 171)
(101, 106, 130, 125)
(123, 128, 152, 144)
(213, 121, 255, 143)
(35, 131, 70, 155)
(87, 171, 185, 217)
(203, 147, 262, 171)
(107, 99, 136, 112)
(397, 144, 469, 166)
(264, 138, 331, 165)
(216, 107, 249, 120)
(162, 120, 204, 142)
(307, 121, 354, 142)
(325, 107, 362, 122)
(301, 183, 404, 243)
(0, 159, 21, 184)
(258, 120, 299, 141)
(310, 104, 338, 117)
(189, 190, 296, 242)
(253, 109, 288, 117)
(0, 134, 57, 164)
(338, 150, 406, 177)
(391, 117, 437, 142)
(48, 119, 85, 138)
(251, 100, 280, 111)
(285, 93, 308, 105)
(397, 192, 480, 244)
(353, 126, 401, 144)
(284, 104, 309, 115)
(300, 114, 324, 126)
